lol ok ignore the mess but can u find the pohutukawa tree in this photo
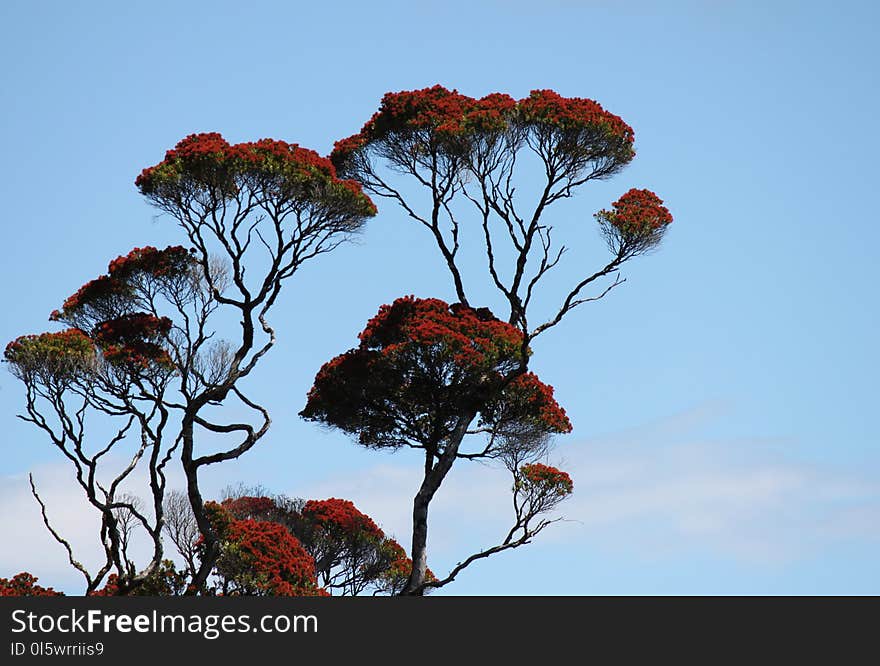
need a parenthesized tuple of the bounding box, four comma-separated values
(330, 86, 672, 337)
(209, 494, 433, 596)
(4, 133, 376, 594)
(301, 296, 575, 593)
(308, 85, 672, 593)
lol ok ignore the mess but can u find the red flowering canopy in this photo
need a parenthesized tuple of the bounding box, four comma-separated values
(136, 132, 376, 219)
(330, 85, 635, 182)
(596, 188, 673, 256)
(301, 498, 384, 541)
(203, 501, 326, 597)
(39, 245, 196, 372)
(214, 495, 406, 596)
(51, 245, 193, 326)
(300, 296, 571, 453)
(89, 561, 188, 597)
(221, 496, 277, 520)
(516, 463, 575, 516)
(521, 463, 574, 494)
(0, 573, 63, 597)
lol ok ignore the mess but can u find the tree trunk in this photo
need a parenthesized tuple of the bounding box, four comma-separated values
(402, 410, 476, 595)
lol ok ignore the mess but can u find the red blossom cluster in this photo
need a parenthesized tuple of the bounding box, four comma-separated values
(215, 495, 420, 595)
(0, 572, 63, 596)
(599, 188, 673, 236)
(203, 501, 326, 597)
(100, 341, 173, 369)
(52, 275, 131, 321)
(301, 498, 385, 541)
(503, 373, 572, 434)
(52, 246, 193, 321)
(135, 132, 376, 216)
(220, 518, 327, 596)
(358, 296, 523, 368)
(331, 85, 634, 170)
(93, 313, 172, 344)
(91, 313, 173, 369)
(221, 496, 276, 520)
(519, 89, 634, 141)
(331, 85, 514, 167)
(520, 463, 574, 495)
(107, 245, 192, 280)
(42, 246, 192, 372)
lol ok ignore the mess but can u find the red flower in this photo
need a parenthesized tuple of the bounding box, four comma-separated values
(301, 498, 385, 541)
(136, 132, 376, 217)
(330, 86, 634, 175)
(52, 246, 194, 322)
(0, 572, 63, 596)
(595, 188, 673, 255)
(520, 463, 574, 495)
(599, 188, 672, 234)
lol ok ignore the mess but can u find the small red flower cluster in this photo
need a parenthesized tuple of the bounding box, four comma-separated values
(221, 518, 325, 597)
(53, 275, 131, 321)
(107, 245, 192, 280)
(506, 373, 572, 434)
(331, 85, 515, 167)
(521, 463, 574, 495)
(331, 85, 633, 169)
(371, 85, 516, 136)
(599, 188, 673, 236)
(93, 313, 172, 344)
(53, 246, 192, 321)
(101, 341, 173, 369)
(143, 133, 336, 180)
(221, 496, 276, 519)
(92, 313, 173, 369)
(0, 572, 63, 596)
(301, 498, 385, 541)
(203, 501, 327, 596)
(135, 132, 376, 216)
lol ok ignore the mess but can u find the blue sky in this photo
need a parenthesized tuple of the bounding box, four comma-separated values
(1, 0, 877, 594)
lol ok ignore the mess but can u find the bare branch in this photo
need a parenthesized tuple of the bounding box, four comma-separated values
(29, 474, 93, 591)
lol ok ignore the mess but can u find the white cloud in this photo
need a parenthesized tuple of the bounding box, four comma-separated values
(4, 402, 878, 592)
(0, 459, 190, 593)
(294, 402, 880, 567)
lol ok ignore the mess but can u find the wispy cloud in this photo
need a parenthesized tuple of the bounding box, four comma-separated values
(296, 401, 880, 566)
(3, 402, 877, 591)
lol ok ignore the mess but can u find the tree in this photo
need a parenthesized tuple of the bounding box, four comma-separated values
(307, 86, 672, 593)
(301, 296, 574, 592)
(4, 133, 376, 594)
(211, 494, 431, 596)
(4, 86, 671, 596)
